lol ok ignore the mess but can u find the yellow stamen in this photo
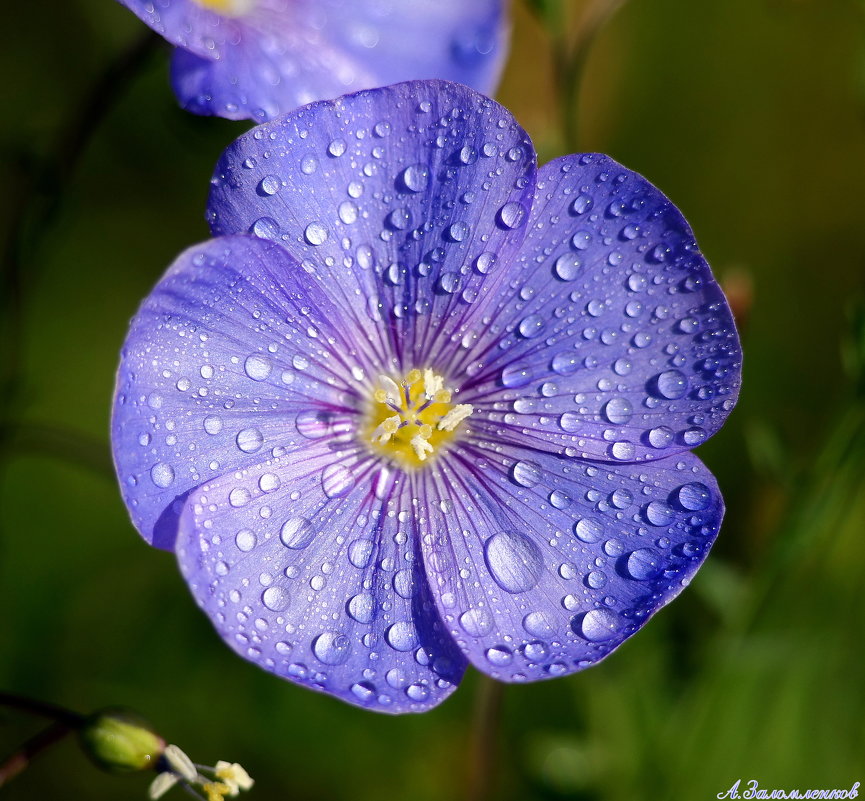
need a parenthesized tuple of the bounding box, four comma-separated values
(202, 782, 231, 801)
(411, 435, 435, 461)
(423, 369, 443, 398)
(363, 369, 473, 469)
(191, 0, 255, 16)
(438, 404, 474, 432)
(214, 761, 254, 794)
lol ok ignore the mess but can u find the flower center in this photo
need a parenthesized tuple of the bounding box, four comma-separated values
(364, 369, 473, 470)
(191, 0, 255, 17)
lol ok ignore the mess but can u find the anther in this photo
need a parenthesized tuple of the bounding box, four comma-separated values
(438, 404, 473, 432)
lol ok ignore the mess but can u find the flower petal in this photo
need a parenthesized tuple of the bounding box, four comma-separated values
(112, 235, 376, 549)
(123, 0, 508, 122)
(416, 445, 723, 681)
(311, 0, 508, 98)
(176, 446, 466, 713)
(457, 154, 742, 462)
(207, 79, 536, 371)
(116, 0, 243, 61)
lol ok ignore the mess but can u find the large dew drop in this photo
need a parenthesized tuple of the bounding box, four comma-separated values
(577, 608, 621, 642)
(484, 531, 544, 594)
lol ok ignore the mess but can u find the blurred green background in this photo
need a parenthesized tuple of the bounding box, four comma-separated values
(1, 0, 864, 799)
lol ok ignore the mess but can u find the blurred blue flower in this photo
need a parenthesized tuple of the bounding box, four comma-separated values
(112, 80, 741, 713)
(115, 0, 508, 122)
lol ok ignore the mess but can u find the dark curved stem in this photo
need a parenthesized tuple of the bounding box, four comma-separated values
(0, 692, 84, 727)
(0, 721, 75, 788)
(553, 0, 629, 151)
(466, 677, 505, 801)
(0, 30, 160, 425)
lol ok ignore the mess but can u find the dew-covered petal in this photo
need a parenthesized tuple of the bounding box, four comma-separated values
(416, 446, 723, 682)
(168, 1, 509, 122)
(310, 0, 508, 99)
(115, 0, 246, 61)
(456, 154, 741, 462)
(169, 26, 378, 123)
(176, 447, 466, 713)
(112, 235, 377, 549)
(207, 80, 536, 369)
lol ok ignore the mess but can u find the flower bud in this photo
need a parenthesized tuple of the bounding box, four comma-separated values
(78, 708, 165, 773)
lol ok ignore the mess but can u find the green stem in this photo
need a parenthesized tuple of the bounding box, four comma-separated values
(466, 677, 505, 801)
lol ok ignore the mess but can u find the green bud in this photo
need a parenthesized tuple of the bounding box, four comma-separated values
(78, 708, 165, 773)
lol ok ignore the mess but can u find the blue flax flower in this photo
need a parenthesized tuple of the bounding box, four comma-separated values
(112, 80, 742, 713)
(115, 0, 507, 122)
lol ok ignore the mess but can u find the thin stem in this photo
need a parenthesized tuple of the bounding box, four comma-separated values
(0, 30, 160, 431)
(0, 692, 84, 727)
(466, 676, 505, 801)
(0, 721, 75, 788)
(554, 0, 629, 151)
(1, 422, 114, 480)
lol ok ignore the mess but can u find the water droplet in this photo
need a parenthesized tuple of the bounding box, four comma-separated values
(501, 364, 533, 388)
(518, 314, 545, 338)
(262, 586, 289, 611)
(586, 570, 607, 589)
(348, 539, 374, 569)
(458, 145, 478, 165)
(338, 201, 358, 224)
(523, 611, 556, 638)
(648, 426, 674, 448)
(551, 352, 579, 376)
(571, 194, 593, 214)
(347, 593, 375, 624)
(485, 645, 513, 666)
(484, 531, 544, 593)
(313, 631, 351, 665)
(498, 201, 527, 229)
(236, 529, 256, 552)
(236, 428, 264, 453)
(559, 412, 580, 432)
(511, 460, 542, 488)
(254, 473, 278, 494)
(625, 548, 663, 580)
(327, 139, 347, 157)
(385, 621, 417, 652)
(322, 463, 354, 498)
(300, 155, 318, 174)
(150, 462, 175, 488)
(250, 216, 280, 239)
(549, 490, 571, 509)
(677, 482, 711, 511)
(280, 517, 314, 549)
(229, 487, 251, 507)
(603, 397, 633, 424)
(387, 208, 411, 231)
(399, 163, 430, 193)
(644, 501, 675, 526)
(459, 608, 494, 637)
(523, 641, 548, 662)
(578, 608, 621, 642)
(304, 222, 328, 246)
(244, 354, 272, 381)
(258, 175, 280, 195)
(653, 369, 688, 400)
(553, 253, 581, 281)
(475, 252, 497, 274)
(609, 441, 636, 460)
(574, 518, 604, 543)
(447, 221, 469, 242)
